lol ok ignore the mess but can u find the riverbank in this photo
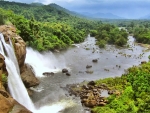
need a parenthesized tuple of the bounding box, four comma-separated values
(25, 35, 150, 113)
(66, 59, 150, 113)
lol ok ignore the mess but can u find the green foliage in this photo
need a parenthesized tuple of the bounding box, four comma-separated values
(90, 30, 97, 37)
(148, 55, 150, 59)
(93, 62, 150, 113)
(2, 74, 7, 84)
(96, 39, 106, 48)
(0, 1, 102, 51)
(92, 24, 128, 47)
(0, 8, 13, 25)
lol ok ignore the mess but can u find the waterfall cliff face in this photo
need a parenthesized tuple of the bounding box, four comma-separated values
(0, 33, 35, 111)
(0, 33, 69, 113)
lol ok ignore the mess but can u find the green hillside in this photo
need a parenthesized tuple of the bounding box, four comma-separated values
(0, 1, 128, 51)
(0, 1, 101, 51)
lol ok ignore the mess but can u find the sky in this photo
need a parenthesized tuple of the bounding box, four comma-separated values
(6, 0, 150, 19)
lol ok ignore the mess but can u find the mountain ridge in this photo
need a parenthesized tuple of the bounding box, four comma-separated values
(79, 12, 125, 19)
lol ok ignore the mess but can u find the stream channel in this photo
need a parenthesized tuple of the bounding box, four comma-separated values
(25, 35, 150, 113)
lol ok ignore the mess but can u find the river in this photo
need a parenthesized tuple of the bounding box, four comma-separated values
(25, 35, 150, 113)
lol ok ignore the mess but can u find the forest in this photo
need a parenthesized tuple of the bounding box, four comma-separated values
(0, 1, 128, 51)
(92, 62, 150, 113)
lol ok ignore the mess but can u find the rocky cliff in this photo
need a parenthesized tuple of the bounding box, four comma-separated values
(0, 25, 40, 113)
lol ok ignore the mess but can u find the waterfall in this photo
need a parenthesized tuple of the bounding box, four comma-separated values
(0, 33, 73, 113)
(25, 47, 67, 77)
(0, 33, 35, 111)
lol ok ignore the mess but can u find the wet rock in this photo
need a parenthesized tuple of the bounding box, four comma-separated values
(85, 70, 93, 74)
(141, 61, 147, 64)
(27, 89, 33, 96)
(82, 85, 89, 90)
(54, 49, 60, 53)
(62, 68, 68, 73)
(108, 90, 114, 95)
(86, 65, 92, 68)
(0, 90, 32, 113)
(108, 90, 120, 96)
(66, 81, 109, 110)
(92, 59, 98, 63)
(84, 100, 97, 108)
(0, 90, 9, 98)
(114, 90, 120, 96)
(97, 102, 106, 106)
(0, 54, 8, 86)
(43, 72, 54, 76)
(88, 81, 95, 86)
(10, 103, 32, 113)
(66, 72, 71, 76)
(21, 64, 40, 88)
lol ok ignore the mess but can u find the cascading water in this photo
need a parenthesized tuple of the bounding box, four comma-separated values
(0, 33, 35, 111)
(0, 33, 75, 113)
(25, 47, 67, 77)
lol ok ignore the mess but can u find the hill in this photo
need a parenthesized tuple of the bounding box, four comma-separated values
(49, 3, 86, 18)
(140, 14, 150, 19)
(80, 12, 124, 19)
(0, 1, 100, 51)
(0, 1, 91, 22)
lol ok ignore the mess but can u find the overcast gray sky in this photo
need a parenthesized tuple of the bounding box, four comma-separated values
(6, 0, 150, 19)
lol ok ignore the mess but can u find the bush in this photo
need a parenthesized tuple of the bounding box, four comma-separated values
(2, 74, 7, 85)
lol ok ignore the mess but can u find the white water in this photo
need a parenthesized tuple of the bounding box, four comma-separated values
(0, 34, 34, 111)
(0, 33, 74, 113)
(25, 47, 67, 77)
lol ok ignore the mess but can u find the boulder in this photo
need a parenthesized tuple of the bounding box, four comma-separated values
(88, 81, 95, 86)
(86, 65, 92, 68)
(0, 54, 5, 68)
(141, 61, 146, 64)
(62, 68, 68, 73)
(92, 59, 98, 63)
(0, 54, 8, 77)
(43, 72, 54, 76)
(97, 102, 106, 106)
(21, 64, 40, 88)
(85, 70, 93, 74)
(66, 72, 71, 76)
(108, 90, 114, 95)
(84, 100, 97, 108)
(0, 89, 31, 113)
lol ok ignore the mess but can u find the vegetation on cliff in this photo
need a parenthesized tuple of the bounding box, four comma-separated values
(92, 62, 150, 113)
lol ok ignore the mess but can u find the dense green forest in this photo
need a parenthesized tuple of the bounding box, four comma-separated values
(113, 20, 150, 44)
(0, 1, 101, 51)
(92, 62, 150, 113)
(90, 24, 128, 48)
(0, 1, 129, 51)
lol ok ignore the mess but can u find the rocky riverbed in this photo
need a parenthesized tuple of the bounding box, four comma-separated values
(65, 80, 121, 112)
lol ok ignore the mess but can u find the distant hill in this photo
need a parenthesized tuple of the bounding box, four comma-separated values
(0, 1, 90, 21)
(30, 2, 44, 6)
(140, 14, 150, 19)
(80, 12, 124, 19)
(49, 3, 87, 18)
(0, 1, 73, 21)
